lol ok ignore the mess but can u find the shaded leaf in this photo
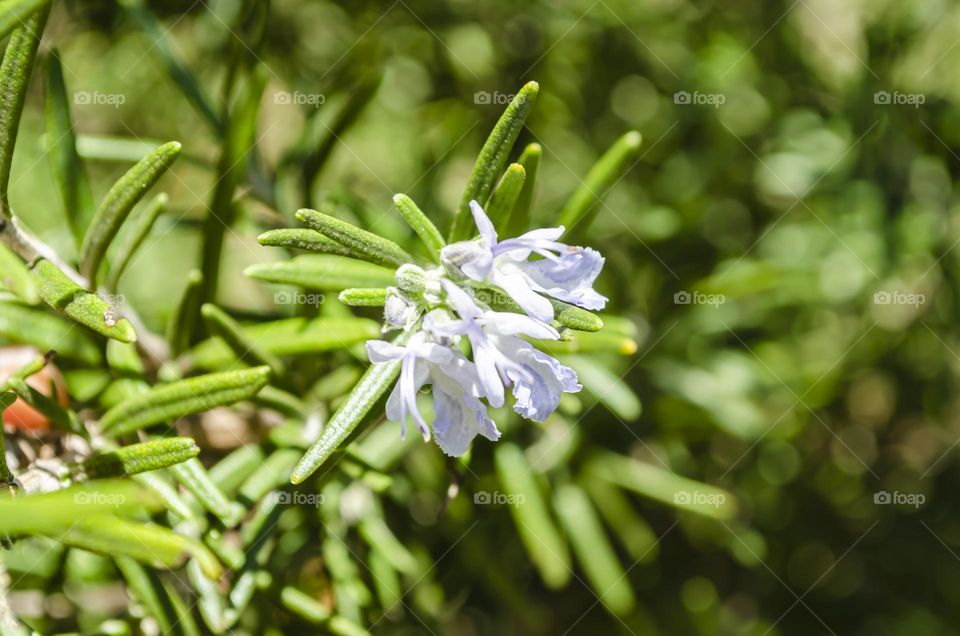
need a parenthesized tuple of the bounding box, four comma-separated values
(296, 208, 413, 268)
(493, 443, 571, 589)
(32, 259, 137, 343)
(100, 366, 270, 437)
(290, 333, 409, 484)
(557, 130, 642, 237)
(449, 81, 539, 241)
(78, 438, 200, 478)
(392, 193, 445, 259)
(245, 254, 395, 291)
(45, 48, 95, 247)
(485, 163, 525, 233)
(79, 141, 181, 282)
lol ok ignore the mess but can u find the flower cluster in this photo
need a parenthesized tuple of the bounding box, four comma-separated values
(365, 201, 608, 456)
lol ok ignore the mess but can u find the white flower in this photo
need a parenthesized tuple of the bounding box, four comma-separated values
(365, 331, 499, 456)
(427, 281, 577, 420)
(382, 287, 420, 331)
(440, 200, 607, 322)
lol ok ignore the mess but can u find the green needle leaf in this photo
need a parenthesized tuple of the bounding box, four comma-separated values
(115, 558, 180, 635)
(32, 259, 138, 343)
(0, 0, 50, 41)
(45, 48, 95, 247)
(338, 287, 388, 307)
(209, 445, 266, 495)
(296, 208, 413, 268)
(167, 269, 203, 357)
(489, 293, 603, 332)
(100, 366, 271, 437)
(0, 243, 39, 303)
(449, 81, 539, 241)
(0, 392, 15, 484)
(237, 449, 300, 504)
(121, 0, 221, 134)
(201, 303, 286, 379)
(290, 333, 409, 484)
(80, 140, 181, 282)
(553, 483, 635, 616)
(0, 301, 102, 364)
(493, 443, 571, 589)
(0, 2, 48, 214)
(507, 143, 541, 236)
(7, 375, 82, 434)
(562, 355, 641, 420)
(280, 587, 330, 624)
(106, 192, 168, 289)
(169, 457, 244, 527)
(78, 438, 200, 479)
(245, 255, 395, 291)
(392, 193, 445, 259)
(56, 515, 222, 579)
(557, 130, 642, 237)
(0, 481, 161, 535)
(257, 228, 357, 257)
(586, 452, 738, 521)
(534, 331, 637, 355)
(485, 163, 526, 234)
(189, 317, 380, 369)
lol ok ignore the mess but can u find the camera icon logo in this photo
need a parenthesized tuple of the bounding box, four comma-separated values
(673, 491, 692, 504)
(673, 91, 691, 104)
(874, 491, 891, 504)
(74, 91, 91, 105)
(474, 91, 492, 105)
(474, 491, 492, 504)
(873, 291, 891, 305)
(274, 91, 292, 105)
(873, 91, 891, 105)
(674, 291, 691, 304)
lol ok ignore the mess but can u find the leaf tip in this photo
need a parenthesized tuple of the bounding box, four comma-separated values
(623, 130, 642, 150)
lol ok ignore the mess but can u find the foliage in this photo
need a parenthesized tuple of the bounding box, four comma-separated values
(0, 1, 958, 635)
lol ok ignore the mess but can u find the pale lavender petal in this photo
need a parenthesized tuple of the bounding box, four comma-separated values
(430, 360, 500, 455)
(430, 386, 476, 456)
(493, 226, 565, 261)
(486, 310, 559, 340)
(440, 240, 493, 281)
(473, 340, 505, 407)
(469, 200, 498, 246)
(441, 279, 482, 319)
(489, 266, 555, 323)
(400, 357, 432, 441)
(366, 340, 405, 363)
(518, 247, 608, 311)
(496, 337, 581, 422)
(411, 341, 455, 365)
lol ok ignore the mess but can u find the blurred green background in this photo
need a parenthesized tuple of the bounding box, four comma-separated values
(7, 0, 960, 634)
